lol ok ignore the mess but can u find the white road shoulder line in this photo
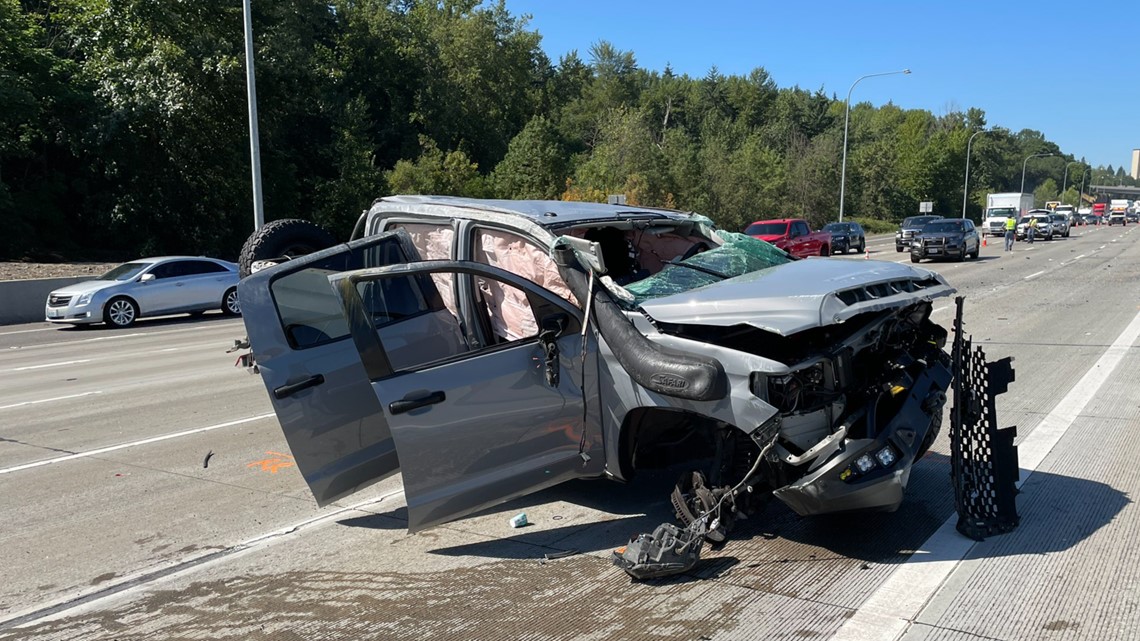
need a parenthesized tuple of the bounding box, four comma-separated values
(0, 391, 103, 411)
(0, 413, 275, 475)
(831, 307, 1140, 641)
(1023, 270, 1045, 280)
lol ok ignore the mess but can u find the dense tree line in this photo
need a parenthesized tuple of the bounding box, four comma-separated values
(1, 0, 1134, 260)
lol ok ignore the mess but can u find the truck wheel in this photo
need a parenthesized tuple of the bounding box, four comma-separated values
(910, 254, 920, 263)
(820, 245, 830, 257)
(238, 219, 337, 278)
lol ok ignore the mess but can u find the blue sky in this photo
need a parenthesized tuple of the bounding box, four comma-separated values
(505, 0, 1139, 170)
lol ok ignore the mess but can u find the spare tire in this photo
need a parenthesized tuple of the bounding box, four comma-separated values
(238, 219, 337, 278)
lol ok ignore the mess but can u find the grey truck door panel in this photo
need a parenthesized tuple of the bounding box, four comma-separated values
(239, 230, 426, 506)
(330, 261, 604, 532)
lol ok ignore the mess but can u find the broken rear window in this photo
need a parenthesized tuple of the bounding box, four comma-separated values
(623, 232, 791, 304)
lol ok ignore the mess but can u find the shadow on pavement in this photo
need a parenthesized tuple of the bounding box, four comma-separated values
(345, 451, 1128, 569)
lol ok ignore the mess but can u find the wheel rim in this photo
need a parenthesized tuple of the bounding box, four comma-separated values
(109, 300, 134, 326)
(226, 290, 240, 314)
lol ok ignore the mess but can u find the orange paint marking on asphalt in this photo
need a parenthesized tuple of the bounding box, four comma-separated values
(247, 451, 295, 474)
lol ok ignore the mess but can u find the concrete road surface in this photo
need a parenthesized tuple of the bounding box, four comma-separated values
(1, 223, 1138, 640)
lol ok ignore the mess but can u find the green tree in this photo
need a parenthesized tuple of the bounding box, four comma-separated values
(387, 137, 483, 196)
(492, 116, 566, 199)
(1034, 178, 1059, 207)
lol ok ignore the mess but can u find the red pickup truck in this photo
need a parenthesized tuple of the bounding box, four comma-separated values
(745, 218, 832, 258)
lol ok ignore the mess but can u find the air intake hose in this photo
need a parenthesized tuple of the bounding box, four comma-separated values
(556, 255, 727, 402)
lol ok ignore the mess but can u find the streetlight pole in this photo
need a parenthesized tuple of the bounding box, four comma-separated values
(1061, 162, 1081, 205)
(1020, 152, 1054, 195)
(961, 129, 987, 218)
(242, 0, 265, 231)
(1077, 167, 1089, 207)
(838, 68, 911, 221)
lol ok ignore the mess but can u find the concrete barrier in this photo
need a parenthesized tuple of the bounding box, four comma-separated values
(0, 277, 89, 325)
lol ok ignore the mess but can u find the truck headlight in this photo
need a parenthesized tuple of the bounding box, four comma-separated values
(853, 454, 876, 474)
(875, 445, 898, 467)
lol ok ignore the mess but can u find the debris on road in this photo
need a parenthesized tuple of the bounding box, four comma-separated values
(203, 450, 215, 469)
(509, 513, 529, 528)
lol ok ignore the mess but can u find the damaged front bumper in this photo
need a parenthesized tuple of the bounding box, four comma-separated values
(773, 356, 951, 515)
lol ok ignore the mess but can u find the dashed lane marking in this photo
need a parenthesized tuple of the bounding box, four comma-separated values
(0, 391, 103, 411)
(0, 413, 275, 476)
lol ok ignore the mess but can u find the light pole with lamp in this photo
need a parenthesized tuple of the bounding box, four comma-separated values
(961, 129, 987, 218)
(838, 68, 911, 221)
(1020, 152, 1054, 195)
(1060, 161, 1082, 205)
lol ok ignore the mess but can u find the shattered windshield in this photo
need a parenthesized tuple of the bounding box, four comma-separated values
(623, 232, 791, 304)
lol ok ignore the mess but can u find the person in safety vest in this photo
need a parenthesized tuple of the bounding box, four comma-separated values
(1004, 214, 1016, 251)
(1027, 216, 1038, 244)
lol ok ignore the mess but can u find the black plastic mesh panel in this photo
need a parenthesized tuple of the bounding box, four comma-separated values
(950, 296, 1020, 541)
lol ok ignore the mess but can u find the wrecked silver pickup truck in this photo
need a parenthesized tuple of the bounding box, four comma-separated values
(237, 196, 955, 546)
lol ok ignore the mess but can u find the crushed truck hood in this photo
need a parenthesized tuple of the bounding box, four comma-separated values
(637, 258, 955, 336)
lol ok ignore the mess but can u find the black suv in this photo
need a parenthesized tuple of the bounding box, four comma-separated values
(910, 218, 981, 262)
(822, 222, 866, 254)
(895, 215, 943, 252)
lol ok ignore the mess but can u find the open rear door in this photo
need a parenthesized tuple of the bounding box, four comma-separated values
(329, 261, 605, 532)
(239, 230, 424, 505)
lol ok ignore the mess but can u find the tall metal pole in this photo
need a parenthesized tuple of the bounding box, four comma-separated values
(1020, 152, 1054, 195)
(961, 129, 987, 218)
(1078, 168, 1088, 207)
(838, 68, 911, 222)
(243, 0, 265, 231)
(1061, 161, 1081, 204)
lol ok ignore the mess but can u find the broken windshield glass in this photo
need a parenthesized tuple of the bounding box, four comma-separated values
(623, 232, 791, 304)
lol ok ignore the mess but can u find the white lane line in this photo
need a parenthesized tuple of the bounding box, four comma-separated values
(0, 413, 275, 476)
(0, 327, 57, 336)
(0, 391, 103, 411)
(1073, 254, 1086, 261)
(831, 308, 1140, 641)
(1024, 270, 1045, 280)
(6, 321, 243, 351)
(10, 359, 91, 371)
(1, 488, 405, 629)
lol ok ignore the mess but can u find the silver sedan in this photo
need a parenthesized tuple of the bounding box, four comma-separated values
(45, 256, 241, 328)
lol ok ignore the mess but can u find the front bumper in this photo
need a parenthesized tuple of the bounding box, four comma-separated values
(45, 303, 100, 324)
(911, 242, 964, 259)
(773, 358, 950, 515)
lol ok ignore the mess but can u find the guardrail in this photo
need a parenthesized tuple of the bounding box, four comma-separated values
(0, 277, 87, 326)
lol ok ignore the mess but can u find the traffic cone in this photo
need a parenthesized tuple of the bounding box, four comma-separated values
(864, 248, 869, 259)
(982, 237, 987, 247)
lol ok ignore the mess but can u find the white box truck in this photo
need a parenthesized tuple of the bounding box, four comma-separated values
(983, 193, 1034, 237)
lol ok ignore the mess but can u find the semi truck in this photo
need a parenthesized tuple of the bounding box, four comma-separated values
(983, 193, 1034, 237)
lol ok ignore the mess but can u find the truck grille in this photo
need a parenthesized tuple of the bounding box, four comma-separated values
(48, 294, 72, 307)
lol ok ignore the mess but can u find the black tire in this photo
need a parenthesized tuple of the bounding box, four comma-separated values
(221, 287, 241, 316)
(820, 245, 830, 257)
(858, 241, 866, 254)
(910, 254, 920, 263)
(238, 219, 337, 278)
(896, 245, 904, 253)
(104, 296, 139, 328)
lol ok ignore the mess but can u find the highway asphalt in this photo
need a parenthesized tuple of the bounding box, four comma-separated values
(1, 222, 1137, 640)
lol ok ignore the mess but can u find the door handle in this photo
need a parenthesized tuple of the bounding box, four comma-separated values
(273, 374, 325, 399)
(389, 390, 445, 415)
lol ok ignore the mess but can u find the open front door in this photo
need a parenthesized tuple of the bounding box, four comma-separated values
(239, 230, 425, 505)
(329, 261, 605, 532)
